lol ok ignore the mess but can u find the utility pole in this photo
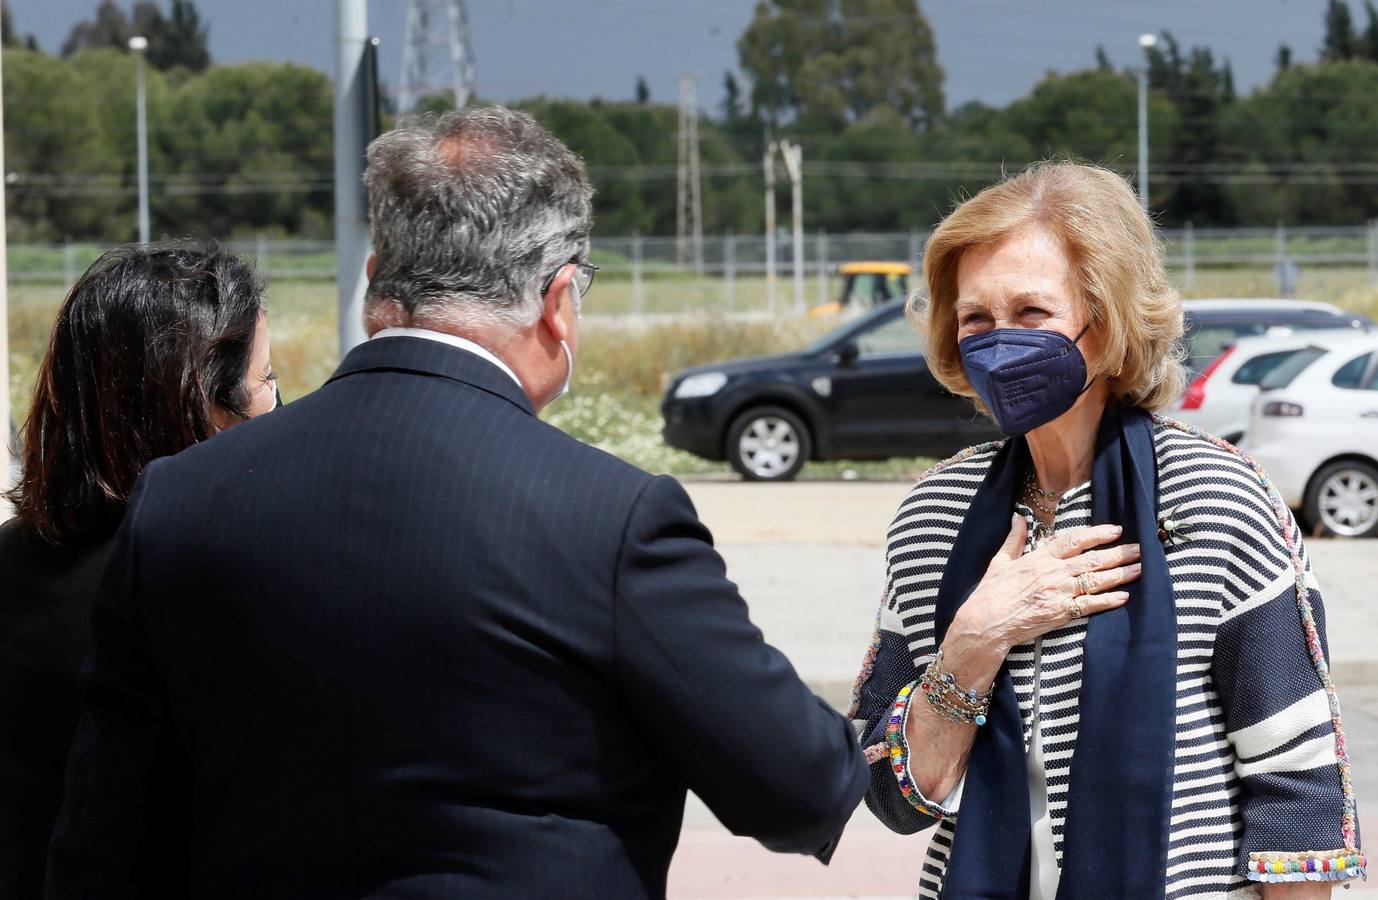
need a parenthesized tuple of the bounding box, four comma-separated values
(779, 140, 805, 312)
(399, 0, 477, 114)
(129, 35, 150, 243)
(335, 0, 371, 353)
(1137, 32, 1157, 214)
(764, 137, 777, 315)
(676, 75, 704, 274)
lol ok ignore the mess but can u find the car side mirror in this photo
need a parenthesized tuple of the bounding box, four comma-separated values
(834, 342, 860, 368)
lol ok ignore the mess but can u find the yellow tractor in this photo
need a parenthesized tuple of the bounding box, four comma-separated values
(809, 261, 912, 317)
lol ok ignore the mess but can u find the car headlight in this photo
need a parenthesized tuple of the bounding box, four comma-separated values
(674, 372, 728, 399)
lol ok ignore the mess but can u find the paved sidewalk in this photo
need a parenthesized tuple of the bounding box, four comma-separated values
(670, 481, 1378, 899)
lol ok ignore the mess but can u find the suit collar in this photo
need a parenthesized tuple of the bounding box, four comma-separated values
(326, 335, 536, 416)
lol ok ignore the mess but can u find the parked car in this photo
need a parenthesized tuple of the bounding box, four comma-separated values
(1243, 330, 1378, 537)
(1170, 329, 1366, 444)
(660, 296, 1373, 482)
(1179, 298, 1373, 379)
(661, 299, 999, 480)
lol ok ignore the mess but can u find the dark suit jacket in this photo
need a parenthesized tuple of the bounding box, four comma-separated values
(0, 520, 114, 899)
(47, 336, 868, 900)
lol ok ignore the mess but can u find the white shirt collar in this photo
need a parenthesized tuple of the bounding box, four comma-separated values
(371, 327, 523, 389)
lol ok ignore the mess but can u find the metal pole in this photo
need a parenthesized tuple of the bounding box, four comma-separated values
(1137, 33, 1156, 214)
(1137, 66, 1149, 214)
(1367, 219, 1378, 289)
(64, 238, 77, 290)
(909, 228, 922, 271)
(816, 229, 827, 307)
(632, 231, 644, 315)
(764, 140, 777, 316)
(0, 49, 11, 501)
(1183, 221, 1196, 293)
(724, 232, 736, 312)
(132, 41, 150, 243)
(780, 141, 805, 314)
(334, 0, 371, 354)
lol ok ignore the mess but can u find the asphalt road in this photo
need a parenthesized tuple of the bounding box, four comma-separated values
(669, 479, 1378, 899)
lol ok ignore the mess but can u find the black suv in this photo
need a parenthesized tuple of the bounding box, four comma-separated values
(660, 297, 1374, 481)
(662, 300, 999, 480)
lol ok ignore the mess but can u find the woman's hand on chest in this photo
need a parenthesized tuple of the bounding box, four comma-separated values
(945, 515, 1142, 662)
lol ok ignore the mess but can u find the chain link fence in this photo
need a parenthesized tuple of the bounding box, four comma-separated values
(10, 224, 1378, 318)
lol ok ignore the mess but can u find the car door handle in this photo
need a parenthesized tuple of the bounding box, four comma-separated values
(1363, 411, 1378, 419)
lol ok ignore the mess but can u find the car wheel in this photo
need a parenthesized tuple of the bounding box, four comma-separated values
(726, 406, 811, 482)
(1304, 459, 1378, 538)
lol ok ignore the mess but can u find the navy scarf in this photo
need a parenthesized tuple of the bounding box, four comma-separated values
(932, 406, 1177, 899)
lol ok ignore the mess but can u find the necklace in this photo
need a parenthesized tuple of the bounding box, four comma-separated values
(1021, 470, 1060, 550)
(1022, 469, 1062, 518)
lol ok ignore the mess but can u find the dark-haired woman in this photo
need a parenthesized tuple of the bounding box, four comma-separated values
(0, 243, 277, 896)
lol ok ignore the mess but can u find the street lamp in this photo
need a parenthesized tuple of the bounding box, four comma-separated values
(1137, 32, 1157, 214)
(128, 35, 150, 243)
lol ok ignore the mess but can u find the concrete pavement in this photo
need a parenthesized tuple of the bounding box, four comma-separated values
(668, 480, 1378, 899)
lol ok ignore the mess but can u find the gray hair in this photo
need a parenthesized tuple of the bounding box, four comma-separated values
(363, 106, 594, 329)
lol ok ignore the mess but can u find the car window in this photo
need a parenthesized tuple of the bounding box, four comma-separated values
(1185, 322, 1268, 376)
(1231, 349, 1302, 386)
(857, 313, 924, 356)
(1332, 352, 1373, 389)
(1260, 347, 1327, 390)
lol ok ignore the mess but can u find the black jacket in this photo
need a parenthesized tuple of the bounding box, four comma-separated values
(0, 520, 114, 899)
(47, 335, 868, 899)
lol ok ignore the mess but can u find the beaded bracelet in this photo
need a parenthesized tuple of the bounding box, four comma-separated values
(919, 650, 994, 726)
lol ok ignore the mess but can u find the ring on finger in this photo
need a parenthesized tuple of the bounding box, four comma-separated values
(1075, 572, 1092, 596)
(1067, 596, 1085, 619)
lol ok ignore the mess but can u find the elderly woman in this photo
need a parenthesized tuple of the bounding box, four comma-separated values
(851, 162, 1365, 899)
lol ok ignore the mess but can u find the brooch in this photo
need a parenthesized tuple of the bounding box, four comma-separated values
(1158, 508, 1193, 548)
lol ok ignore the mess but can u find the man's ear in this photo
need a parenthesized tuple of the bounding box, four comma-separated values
(366, 253, 377, 281)
(541, 268, 573, 343)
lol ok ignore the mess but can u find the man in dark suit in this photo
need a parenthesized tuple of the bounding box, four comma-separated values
(47, 106, 868, 899)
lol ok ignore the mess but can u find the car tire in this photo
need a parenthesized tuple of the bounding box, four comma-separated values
(1303, 459, 1378, 538)
(726, 406, 812, 482)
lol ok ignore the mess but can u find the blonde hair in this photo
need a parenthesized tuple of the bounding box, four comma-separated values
(916, 160, 1186, 413)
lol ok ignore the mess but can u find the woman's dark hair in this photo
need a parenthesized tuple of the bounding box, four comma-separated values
(6, 242, 266, 544)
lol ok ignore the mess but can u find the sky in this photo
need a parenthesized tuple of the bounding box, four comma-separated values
(9, 0, 1333, 111)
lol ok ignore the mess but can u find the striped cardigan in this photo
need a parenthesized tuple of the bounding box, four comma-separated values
(850, 418, 1365, 899)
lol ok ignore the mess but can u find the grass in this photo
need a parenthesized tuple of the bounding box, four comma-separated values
(8, 268, 1378, 480)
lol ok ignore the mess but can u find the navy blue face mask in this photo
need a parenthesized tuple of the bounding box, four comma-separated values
(958, 325, 1092, 436)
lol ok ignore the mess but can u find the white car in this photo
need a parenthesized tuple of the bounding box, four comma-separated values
(1244, 331, 1378, 537)
(1171, 329, 1364, 444)
(1179, 297, 1372, 379)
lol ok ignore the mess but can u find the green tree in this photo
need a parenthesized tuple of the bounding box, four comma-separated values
(1144, 34, 1236, 224)
(0, 0, 32, 48)
(158, 62, 334, 237)
(1220, 59, 1378, 224)
(61, 0, 131, 56)
(1323, 0, 1358, 60)
(737, 0, 944, 130)
(60, 0, 210, 71)
(147, 0, 210, 71)
(1363, 0, 1378, 60)
(3, 49, 124, 240)
(721, 71, 743, 121)
(999, 69, 1176, 171)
